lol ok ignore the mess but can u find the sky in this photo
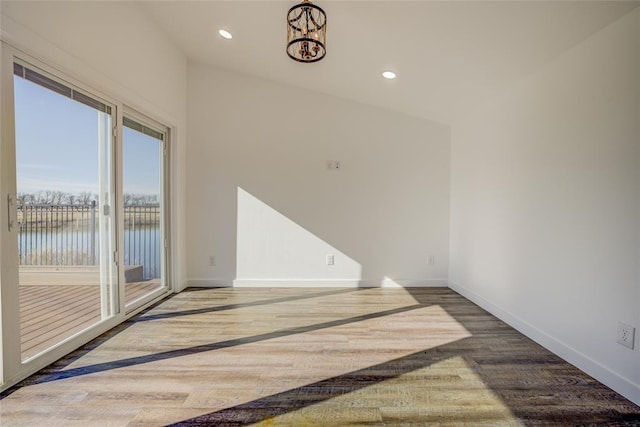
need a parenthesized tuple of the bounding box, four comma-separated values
(14, 75, 161, 197)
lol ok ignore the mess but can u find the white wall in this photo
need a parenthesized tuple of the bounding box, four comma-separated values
(187, 63, 450, 287)
(449, 8, 640, 405)
(1, 1, 188, 291)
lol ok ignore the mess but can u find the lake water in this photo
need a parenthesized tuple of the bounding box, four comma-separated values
(18, 227, 161, 280)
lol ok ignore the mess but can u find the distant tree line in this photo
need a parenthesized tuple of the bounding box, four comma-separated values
(18, 190, 159, 206)
(122, 193, 160, 206)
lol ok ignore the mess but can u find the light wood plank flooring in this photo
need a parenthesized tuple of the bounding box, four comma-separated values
(20, 281, 162, 360)
(2, 287, 639, 426)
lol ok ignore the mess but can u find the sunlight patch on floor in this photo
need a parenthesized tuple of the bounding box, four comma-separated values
(11, 303, 473, 425)
(256, 356, 522, 427)
(60, 288, 425, 371)
(150, 305, 471, 423)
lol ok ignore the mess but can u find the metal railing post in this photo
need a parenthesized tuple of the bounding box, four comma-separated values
(90, 200, 96, 265)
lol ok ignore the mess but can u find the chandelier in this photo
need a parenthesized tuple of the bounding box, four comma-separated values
(286, 0, 326, 63)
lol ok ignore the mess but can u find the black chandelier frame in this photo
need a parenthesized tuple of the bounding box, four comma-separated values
(286, 1, 327, 63)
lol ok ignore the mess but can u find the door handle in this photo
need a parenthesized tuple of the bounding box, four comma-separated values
(7, 194, 18, 231)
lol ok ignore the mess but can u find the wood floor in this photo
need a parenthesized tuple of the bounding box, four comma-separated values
(1, 287, 639, 426)
(20, 281, 162, 360)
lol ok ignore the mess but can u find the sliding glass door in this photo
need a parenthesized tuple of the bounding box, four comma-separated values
(122, 114, 169, 309)
(0, 45, 172, 391)
(12, 61, 117, 361)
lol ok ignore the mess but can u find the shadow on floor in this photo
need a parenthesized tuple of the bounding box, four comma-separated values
(134, 287, 362, 322)
(22, 302, 422, 385)
(3, 287, 640, 425)
(167, 288, 640, 425)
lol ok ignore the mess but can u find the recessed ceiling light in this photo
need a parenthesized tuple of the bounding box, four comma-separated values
(382, 71, 396, 79)
(219, 29, 233, 40)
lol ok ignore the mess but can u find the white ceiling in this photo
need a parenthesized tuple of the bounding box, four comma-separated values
(143, 1, 638, 124)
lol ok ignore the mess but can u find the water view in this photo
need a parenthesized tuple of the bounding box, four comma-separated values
(18, 203, 161, 280)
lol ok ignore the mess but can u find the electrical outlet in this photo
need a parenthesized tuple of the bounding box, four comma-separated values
(427, 255, 435, 266)
(208, 256, 215, 267)
(617, 322, 635, 349)
(326, 254, 335, 265)
(327, 160, 341, 170)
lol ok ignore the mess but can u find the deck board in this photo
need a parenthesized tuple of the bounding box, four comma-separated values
(19, 281, 162, 360)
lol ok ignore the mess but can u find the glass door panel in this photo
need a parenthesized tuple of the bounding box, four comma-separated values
(123, 116, 167, 308)
(13, 63, 116, 361)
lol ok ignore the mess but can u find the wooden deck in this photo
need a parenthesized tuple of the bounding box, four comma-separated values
(20, 281, 161, 360)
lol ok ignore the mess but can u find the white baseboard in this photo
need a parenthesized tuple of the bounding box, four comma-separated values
(188, 278, 447, 288)
(233, 279, 361, 287)
(232, 278, 449, 288)
(376, 278, 448, 287)
(448, 280, 640, 406)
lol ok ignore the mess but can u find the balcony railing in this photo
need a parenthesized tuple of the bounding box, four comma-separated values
(17, 202, 161, 280)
